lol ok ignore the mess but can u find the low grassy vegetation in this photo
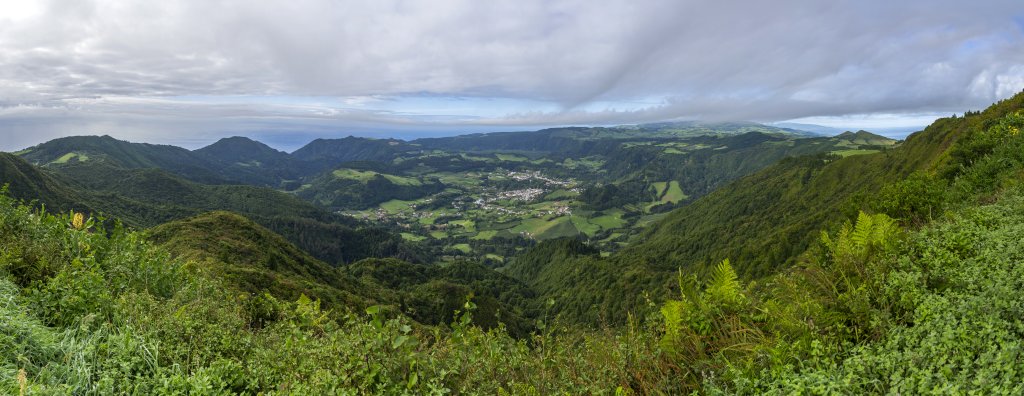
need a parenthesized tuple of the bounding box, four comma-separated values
(660, 181, 686, 203)
(830, 148, 881, 157)
(400, 232, 425, 242)
(495, 153, 529, 162)
(50, 152, 89, 164)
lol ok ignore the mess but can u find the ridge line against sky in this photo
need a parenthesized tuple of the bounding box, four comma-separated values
(1, 0, 1023, 151)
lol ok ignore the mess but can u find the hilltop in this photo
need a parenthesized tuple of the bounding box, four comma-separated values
(148, 210, 536, 334)
(147, 211, 387, 310)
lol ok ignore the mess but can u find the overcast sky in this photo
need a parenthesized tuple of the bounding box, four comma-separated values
(1, 0, 1023, 151)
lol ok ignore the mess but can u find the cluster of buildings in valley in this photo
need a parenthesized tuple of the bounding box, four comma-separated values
(494, 188, 545, 202)
(506, 170, 574, 187)
(546, 203, 572, 216)
(346, 169, 580, 236)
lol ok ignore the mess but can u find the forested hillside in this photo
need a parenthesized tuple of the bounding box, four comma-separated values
(0, 155, 422, 266)
(147, 211, 388, 311)
(504, 91, 1024, 326)
(18, 135, 228, 184)
(147, 212, 535, 334)
(291, 136, 412, 168)
(193, 137, 310, 186)
(0, 153, 85, 213)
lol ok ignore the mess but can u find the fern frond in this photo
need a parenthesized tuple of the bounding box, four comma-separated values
(677, 269, 702, 308)
(870, 213, 899, 250)
(820, 230, 834, 252)
(850, 211, 874, 248)
(660, 299, 689, 354)
(708, 259, 744, 306)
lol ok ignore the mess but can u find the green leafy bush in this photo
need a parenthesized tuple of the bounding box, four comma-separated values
(870, 171, 947, 224)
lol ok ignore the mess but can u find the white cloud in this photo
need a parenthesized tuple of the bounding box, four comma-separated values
(995, 65, 1024, 99)
(0, 0, 1023, 150)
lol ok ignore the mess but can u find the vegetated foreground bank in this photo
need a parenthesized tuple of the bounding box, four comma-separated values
(1, 93, 1024, 393)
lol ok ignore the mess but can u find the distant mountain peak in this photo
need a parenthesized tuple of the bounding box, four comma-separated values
(833, 130, 897, 146)
(202, 136, 275, 148)
(214, 135, 258, 143)
(196, 136, 289, 162)
(290, 136, 408, 164)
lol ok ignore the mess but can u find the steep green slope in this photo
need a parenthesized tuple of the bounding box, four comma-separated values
(631, 96, 1014, 277)
(147, 211, 536, 334)
(744, 180, 1024, 394)
(506, 92, 1024, 326)
(147, 211, 387, 311)
(610, 131, 898, 203)
(0, 153, 85, 212)
(680, 105, 1024, 392)
(343, 258, 537, 336)
(50, 160, 332, 222)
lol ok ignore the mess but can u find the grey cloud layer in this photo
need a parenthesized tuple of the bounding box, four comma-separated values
(1, 0, 1023, 149)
